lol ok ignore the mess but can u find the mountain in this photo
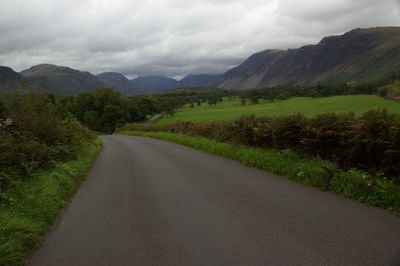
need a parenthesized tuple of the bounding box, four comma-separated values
(130, 74, 223, 92)
(97, 72, 142, 96)
(216, 27, 400, 90)
(178, 74, 222, 87)
(20, 64, 108, 95)
(131, 75, 179, 92)
(0, 66, 30, 93)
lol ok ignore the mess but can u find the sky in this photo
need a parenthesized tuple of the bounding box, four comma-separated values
(0, 0, 399, 79)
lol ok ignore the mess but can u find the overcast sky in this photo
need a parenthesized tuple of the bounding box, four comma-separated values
(0, 0, 399, 79)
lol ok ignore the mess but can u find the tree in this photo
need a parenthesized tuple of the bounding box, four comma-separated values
(307, 89, 319, 98)
(83, 110, 97, 130)
(75, 92, 95, 122)
(94, 87, 122, 117)
(207, 96, 218, 107)
(276, 92, 289, 100)
(250, 96, 259, 104)
(0, 99, 5, 119)
(379, 86, 388, 97)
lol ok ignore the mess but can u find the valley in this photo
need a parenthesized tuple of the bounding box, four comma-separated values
(1, 25, 400, 265)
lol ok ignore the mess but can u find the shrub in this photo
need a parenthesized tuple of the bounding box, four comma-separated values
(0, 93, 95, 193)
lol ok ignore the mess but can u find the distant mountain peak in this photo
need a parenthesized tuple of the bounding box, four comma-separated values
(97, 72, 141, 96)
(0, 66, 30, 93)
(20, 64, 107, 95)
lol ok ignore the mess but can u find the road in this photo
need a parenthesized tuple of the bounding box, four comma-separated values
(29, 135, 400, 265)
(143, 113, 164, 124)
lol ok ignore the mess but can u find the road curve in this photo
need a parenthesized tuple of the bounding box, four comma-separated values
(29, 135, 400, 265)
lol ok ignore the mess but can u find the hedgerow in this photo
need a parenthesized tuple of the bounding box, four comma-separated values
(117, 109, 400, 182)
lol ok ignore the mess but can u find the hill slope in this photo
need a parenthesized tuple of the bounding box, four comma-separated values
(131, 75, 179, 92)
(0, 66, 30, 93)
(97, 72, 142, 96)
(216, 27, 400, 90)
(178, 74, 221, 87)
(20, 64, 107, 95)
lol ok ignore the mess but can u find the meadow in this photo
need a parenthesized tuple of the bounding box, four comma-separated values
(157, 95, 400, 124)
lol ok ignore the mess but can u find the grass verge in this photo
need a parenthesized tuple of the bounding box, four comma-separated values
(118, 131, 400, 214)
(0, 138, 102, 266)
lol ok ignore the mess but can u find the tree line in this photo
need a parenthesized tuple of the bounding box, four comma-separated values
(54, 88, 185, 133)
(237, 71, 400, 103)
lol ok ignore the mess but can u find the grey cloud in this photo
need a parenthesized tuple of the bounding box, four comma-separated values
(0, 0, 399, 78)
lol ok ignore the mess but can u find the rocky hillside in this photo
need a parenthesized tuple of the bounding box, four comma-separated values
(216, 27, 400, 90)
(97, 72, 142, 96)
(0, 66, 30, 93)
(20, 64, 107, 95)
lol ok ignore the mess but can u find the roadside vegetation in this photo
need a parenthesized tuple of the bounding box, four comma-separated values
(119, 109, 400, 178)
(0, 139, 101, 266)
(0, 92, 102, 265)
(117, 131, 400, 214)
(118, 108, 400, 212)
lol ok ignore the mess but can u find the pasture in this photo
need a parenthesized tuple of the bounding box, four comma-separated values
(157, 95, 400, 124)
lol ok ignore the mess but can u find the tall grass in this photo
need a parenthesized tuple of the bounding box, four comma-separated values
(0, 138, 102, 266)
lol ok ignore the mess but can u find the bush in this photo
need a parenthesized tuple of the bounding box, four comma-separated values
(0, 93, 95, 193)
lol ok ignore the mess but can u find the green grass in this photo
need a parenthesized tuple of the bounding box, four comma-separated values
(0, 138, 102, 266)
(158, 95, 400, 124)
(119, 131, 400, 214)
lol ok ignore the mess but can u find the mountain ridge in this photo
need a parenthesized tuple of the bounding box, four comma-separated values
(216, 27, 400, 89)
(20, 64, 108, 95)
(3, 27, 400, 94)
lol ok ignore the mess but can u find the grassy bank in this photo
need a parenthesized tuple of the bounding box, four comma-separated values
(118, 131, 400, 214)
(0, 138, 102, 266)
(158, 95, 400, 124)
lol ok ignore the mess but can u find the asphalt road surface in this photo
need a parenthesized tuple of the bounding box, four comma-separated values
(29, 135, 400, 265)
(143, 113, 163, 124)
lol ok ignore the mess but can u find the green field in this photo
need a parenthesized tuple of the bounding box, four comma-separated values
(157, 95, 400, 124)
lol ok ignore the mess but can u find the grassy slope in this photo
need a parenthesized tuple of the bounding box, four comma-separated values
(0, 138, 102, 266)
(119, 131, 400, 214)
(157, 95, 400, 124)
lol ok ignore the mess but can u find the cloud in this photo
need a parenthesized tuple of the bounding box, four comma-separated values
(0, 0, 399, 77)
